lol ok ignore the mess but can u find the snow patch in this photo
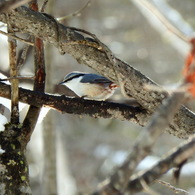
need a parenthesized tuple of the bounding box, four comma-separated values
(0, 114, 8, 132)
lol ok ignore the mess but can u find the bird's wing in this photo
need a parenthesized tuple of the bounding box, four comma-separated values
(80, 74, 111, 84)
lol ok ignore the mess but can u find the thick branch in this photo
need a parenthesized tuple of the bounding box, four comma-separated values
(0, 82, 146, 124)
(0, 7, 195, 138)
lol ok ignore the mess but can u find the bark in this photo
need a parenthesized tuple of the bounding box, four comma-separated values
(0, 125, 31, 195)
(0, 7, 194, 138)
(0, 82, 146, 125)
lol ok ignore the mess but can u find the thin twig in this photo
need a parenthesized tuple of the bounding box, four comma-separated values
(57, 0, 91, 22)
(0, 76, 34, 82)
(156, 180, 189, 194)
(141, 179, 160, 195)
(40, 0, 48, 12)
(0, 30, 34, 46)
(17, 42, 32, 72)
(7, 14, 19, 124)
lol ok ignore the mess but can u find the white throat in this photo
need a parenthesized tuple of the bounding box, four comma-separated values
(62, 76, 83, 96)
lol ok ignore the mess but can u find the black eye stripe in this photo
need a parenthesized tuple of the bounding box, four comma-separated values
(63, 73, 85, 83)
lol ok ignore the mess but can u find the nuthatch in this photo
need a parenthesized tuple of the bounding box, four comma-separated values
(58, 71, 118, 100)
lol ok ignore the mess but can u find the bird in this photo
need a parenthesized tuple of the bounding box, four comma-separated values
(58, 71, 118, 100)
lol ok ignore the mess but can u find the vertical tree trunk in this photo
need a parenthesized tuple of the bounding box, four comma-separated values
(42, 112, 57, 195)
(0, 125, 31, 195)
(42, 1, 58, 194)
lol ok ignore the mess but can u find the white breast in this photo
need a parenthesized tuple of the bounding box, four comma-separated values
(62, 76, 116, 100)
(62, 76, 86, 97)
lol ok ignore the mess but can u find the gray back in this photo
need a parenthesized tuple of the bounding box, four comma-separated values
(80, 73, 112, 84)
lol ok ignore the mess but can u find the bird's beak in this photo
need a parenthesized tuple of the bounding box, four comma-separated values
(58, 81, 64, 85)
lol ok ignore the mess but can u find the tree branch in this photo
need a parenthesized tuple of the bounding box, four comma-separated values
(0, 7, 194, 138)
(0, 82, 146, 124)
(156, 180, 189, 195)
(0, 30, 34, 46)
(22, 1, 46, 145)
(93, 91, 186, 195)
(7, 14, 19, 124)
(125, 135, 195, 194)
